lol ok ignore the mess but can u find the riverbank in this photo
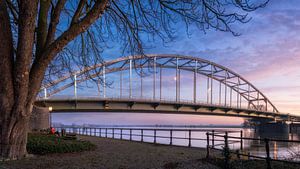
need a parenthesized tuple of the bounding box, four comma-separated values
(0, 136, 220, 169)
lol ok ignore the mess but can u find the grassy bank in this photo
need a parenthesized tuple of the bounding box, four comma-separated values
(27, 133, 95, 155)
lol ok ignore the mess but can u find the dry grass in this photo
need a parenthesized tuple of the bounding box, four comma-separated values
(0, 136, 220, 169)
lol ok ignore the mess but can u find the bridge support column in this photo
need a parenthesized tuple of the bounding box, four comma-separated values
(30, 106, 50, 131)
(256, 120, 289, 137)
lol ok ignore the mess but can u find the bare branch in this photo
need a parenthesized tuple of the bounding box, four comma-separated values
(28, 0, 109, 103)
(71, 0, 86, 25)
(44, 0, 67, 48)
(36, 0, 51, 56)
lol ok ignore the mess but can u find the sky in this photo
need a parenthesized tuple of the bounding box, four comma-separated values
(52, 0, 300, 126)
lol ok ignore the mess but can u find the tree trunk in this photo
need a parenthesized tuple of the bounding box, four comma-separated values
(0, 0, 108, 160)
(0, 105, 30, 160)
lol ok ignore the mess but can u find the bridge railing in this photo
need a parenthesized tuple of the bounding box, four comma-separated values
(206, 131, 300, 168)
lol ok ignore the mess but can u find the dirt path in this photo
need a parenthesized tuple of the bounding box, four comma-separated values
(1, 136, 220, 169)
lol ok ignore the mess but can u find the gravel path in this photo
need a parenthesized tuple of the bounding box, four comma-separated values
(1, 136, 220, 169)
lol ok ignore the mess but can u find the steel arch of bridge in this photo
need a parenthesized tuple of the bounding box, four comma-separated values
(40, 54, 279, 114)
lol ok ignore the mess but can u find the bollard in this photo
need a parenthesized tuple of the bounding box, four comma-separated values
(264, 138, 272, 169)
(206, 132, 210, 158)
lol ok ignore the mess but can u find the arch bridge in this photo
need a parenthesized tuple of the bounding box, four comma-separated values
(35, 54, 299, 122)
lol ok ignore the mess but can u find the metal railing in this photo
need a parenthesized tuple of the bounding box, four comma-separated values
(206, 131, 300, 169)
(56, 127, 237, 147)
(55, 127, 300, 169)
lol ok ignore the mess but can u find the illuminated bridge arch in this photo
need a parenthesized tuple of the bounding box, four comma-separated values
(39, 54, 279, 116)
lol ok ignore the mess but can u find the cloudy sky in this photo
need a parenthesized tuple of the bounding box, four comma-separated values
(53, 0, 300, 125)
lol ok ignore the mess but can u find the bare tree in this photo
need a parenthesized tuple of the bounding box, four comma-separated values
(0, 0, 268, 159)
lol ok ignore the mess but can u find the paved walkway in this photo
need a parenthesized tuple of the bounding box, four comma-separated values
(1, 136, 220, 169)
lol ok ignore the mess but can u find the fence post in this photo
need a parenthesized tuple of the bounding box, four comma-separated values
(188, 130, 191, 147)
(240, 130, 243, 150)
(170, 129, 173, 145)
(206, 132, 210, 158)
(224, 132, 230, 169)
(105, 128, 107, 138)
(99, 128, 102, 137)
(90, 128, 92, 136)
(265, 138, 272, 169)
(94, 128, 96, 136)
(112, 128, 115, 138)
(130, 129, 132, 141)
(212, 130, 215, 148)
(120, 129, 123, 139)
(154, 129, 157, 144)
(141, 129, 143, 142)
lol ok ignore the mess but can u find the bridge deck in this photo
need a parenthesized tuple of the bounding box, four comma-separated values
(35, 98, 295, 121)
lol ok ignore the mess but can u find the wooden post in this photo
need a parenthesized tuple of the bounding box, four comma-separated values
(224, 132, 229, 169)
(188, 130, 191, 147)
(120, 129, 123, 139)
(154, 129, 157, 144)
(170, 129, 173, 145)
(265, 138, 272, 169)
(94, 128, 96, 136)
(90, 128, 92, 136)
(212, 130, 215, 148)
(206, 132, 210, 158)
(105, 128, 107, 138)
(141, 129, 143, 142)
(130, 129, 132, 141)
(99, 128, 102, 137)
(240, 130, 243, 150)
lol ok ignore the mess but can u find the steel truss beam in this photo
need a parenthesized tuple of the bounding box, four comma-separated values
(40, 54, 279, 113)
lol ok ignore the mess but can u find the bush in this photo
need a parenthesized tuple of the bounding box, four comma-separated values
(27, 133, 96, 155)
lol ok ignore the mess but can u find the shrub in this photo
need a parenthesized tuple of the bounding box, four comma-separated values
(27, 133, 96, 155)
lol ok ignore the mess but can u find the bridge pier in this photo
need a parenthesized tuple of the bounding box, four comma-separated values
(30, 106, 50, 131)
(255, 120, 290, 138)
